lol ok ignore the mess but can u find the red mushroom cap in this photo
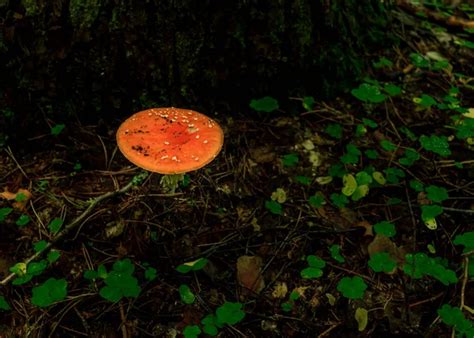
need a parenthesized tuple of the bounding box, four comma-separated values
(116, 108, 224, 174)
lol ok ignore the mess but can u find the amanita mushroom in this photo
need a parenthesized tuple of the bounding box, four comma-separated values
(116, 107, 224, 192)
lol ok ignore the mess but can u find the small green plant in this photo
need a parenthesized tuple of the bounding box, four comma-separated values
(309, 192, 326, 208)
(15, 214, 31, 227)
(326, 123, 343, 139)
(403, 252, 457, 285)
(337, 276, 367, 299)
(84, 258, 141, 302)
(179, 284, 195, 304)
(301, 255, 326, 279)
(383, 83, 401, 96)
(329, 245, 345, 263)
(302, 96, 315, 111)
(281, 153, 299, 167)
(368, 252, 397, 273)
(409, 53, 430, 68)
(0, 207, 13, 222)
(330, 193, 349, 208)
(31, 278, 68, 307)
(373, 221, 396, 237)
(425, 185, 449, 203)
(340, 144, 361, 165)
(351, 83, 386, 103)
(195, 302, 246, 336)
(176, 258, 208, 273)
(48, 218, 64, 234)
(414, 94, 437, 109)
(183, 325, 201, 338)
(380, 140, 397, 152)
(144, 266, 157, 281)
(420, 134, 451, 157)
(399, 148, 420, 166)
(383, 167, 405, 184)
(0, 296, 11, 311)
(50, 124, 65, 136)
(437, 304, 474, 337)
(265, 200, 283, 215)
(409, 179, 424, 192)
(249, 96, 279, 112)
(373, 57, 393, 69)
(281, 290, 301, 312)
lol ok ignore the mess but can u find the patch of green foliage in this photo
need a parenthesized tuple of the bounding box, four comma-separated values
(300, 255, 326, 279)
(403, 253, 457, 285)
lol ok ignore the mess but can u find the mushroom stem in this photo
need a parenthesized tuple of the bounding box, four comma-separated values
(160, 174, 185, 194)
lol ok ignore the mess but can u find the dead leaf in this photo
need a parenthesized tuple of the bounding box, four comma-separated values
(249, 146, 276, 164)
(355, 220, 373, 236)
(271, 281, 288, 299)
(368, 235, 406, 266)
(236, 255, 265, 294)
(0, 188, 32, 210)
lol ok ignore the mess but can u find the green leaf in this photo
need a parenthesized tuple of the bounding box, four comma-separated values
(425, 185, 449, 203)
(355, 307, 369, 332)
(83, 270, 98, 280)
(176, 258, 209, 273)
(372, 171, 386, 185)
(294, 175, 311, 186)
(362, 118, 378, 128)
(453, 232, 474, 251)
(414, 94, 437, 109)
(403, 253, 457, 285)
(421, 205, 443, 222)
(179, 284, 195, 304)
(380, 140, 397, 152)
(400, 127, 418, 141)
(0, 207, 13, 222)
(351, 83, 386, 103)
(309, 193, 325, 208)
(384, 83, 401, 96)
(342, 174, 357, 196)
(265, 200, 282, 215)
(368, 252, 397, 273)
(249, 96, 279, 112)
(384, 167, 405, 184)
(216, 302, 245, 325)
(281, 153, 299, 167)
(50, 124, 65, 136)
(373, 57, 393, 69)
(31, 278, 68, 307)
(373, 221, 396, 237)
(337, 276, 367, 299)
(144, 267, 157, 281)
(330, 193, 349, 208)
(202, 314, 219, 336)
(420, 134, 451, 157)
(329, 245, 345, 263)
(355, 172, 372, 185)
(183, 325, 202, 338)
(325, 123, 343, 139)
(15, 214, 31, 227)
(387, 197, 402, 205)
(364, 149, 379, 160)
(409, 179, 424, 192)
(47, 250, 61, 264)
(399, 148, 420, 166)
(351, 185, 369, 201)
(302, 96, 315, 111)
(34, 240, 48, 253)
(307, 255, 326, 268)
(48, 218, 64, 234)
(0, 296, 11, 311)
(410, 53, 430, 68)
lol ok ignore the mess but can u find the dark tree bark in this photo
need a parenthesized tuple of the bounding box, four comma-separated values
(0, 0, 393, 135)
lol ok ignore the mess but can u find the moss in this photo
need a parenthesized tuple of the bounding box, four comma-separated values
(69, 0, 101, 32)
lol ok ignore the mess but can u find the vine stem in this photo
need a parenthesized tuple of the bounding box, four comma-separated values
(0, 173, 148, 287)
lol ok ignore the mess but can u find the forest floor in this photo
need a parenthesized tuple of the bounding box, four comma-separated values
(1, 3, 474, 338)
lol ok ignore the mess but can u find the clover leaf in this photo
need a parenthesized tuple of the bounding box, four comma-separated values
(216, 302, 245, 326)
(438, 304, 474, 337)
(329, 245, 345, 263)
(325, 123, 343, 139)
(183, 325, 202, 338)
(249, 96, 279, 112)
(301, 255, 326, 279)
(265, 200, 283, 215)
(399, 148, 420, 166)
(425, 185, 449, 203)
(368, 252, 397, 273)
(420, 135, 451, 157)
(403, 253, 457, 285)
(179, 284, 195, 304)
(337, 276, 367, 299)
(453, 232, 474, 251)
(373, 221, 396, 237)
(31, 278, 68, 307)
(351, 83, 386, 103)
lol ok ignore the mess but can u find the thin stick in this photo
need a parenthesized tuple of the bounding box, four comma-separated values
(0, 172, 148, 286)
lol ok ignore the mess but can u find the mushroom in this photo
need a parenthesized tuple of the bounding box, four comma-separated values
(116, 107, 224, 192)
